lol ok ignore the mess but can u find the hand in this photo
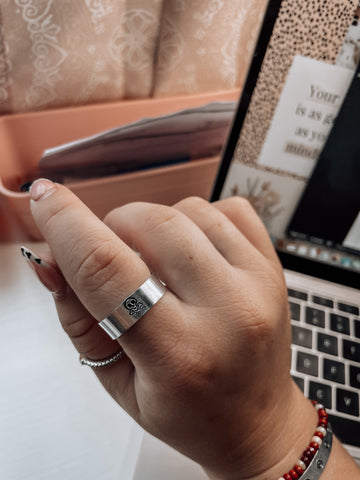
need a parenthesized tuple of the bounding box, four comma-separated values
(29, 179, 316, 480)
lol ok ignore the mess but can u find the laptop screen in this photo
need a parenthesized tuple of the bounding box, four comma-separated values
(211, 0, 360, 286)
(287, 61, 360, 257)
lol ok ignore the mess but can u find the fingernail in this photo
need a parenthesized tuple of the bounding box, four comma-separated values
(30, 179, 56, 201)
(21, 245, 66, 294)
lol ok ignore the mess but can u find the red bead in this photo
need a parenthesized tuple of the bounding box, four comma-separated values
(311, 400, 317, 405)
(294, 465, 304, 476)
(315, 430, 324, 439)
(301, 455, 311, 467)
(318, 418, 328, 428)
(318, 409, 328, 419)
(289, 469, 299, 479)
(283, 474, 292, 480)
(309, 441, 320, 450)
(303, 447, 316, 459)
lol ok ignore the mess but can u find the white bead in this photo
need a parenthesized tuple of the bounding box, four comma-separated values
(296, 459, 307, 470)
(316, 426, 327, 436)
(315, 403, 324, 410)
(312, 435, 323, 446)
(277, 478, 285, 480)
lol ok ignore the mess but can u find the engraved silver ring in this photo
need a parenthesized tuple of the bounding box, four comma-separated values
(99, 275, 167, 339)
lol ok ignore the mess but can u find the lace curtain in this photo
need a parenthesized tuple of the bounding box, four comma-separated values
(0, 0, 267, 114)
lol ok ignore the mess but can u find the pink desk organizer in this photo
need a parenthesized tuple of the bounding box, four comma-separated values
(0, 90, 239, 240)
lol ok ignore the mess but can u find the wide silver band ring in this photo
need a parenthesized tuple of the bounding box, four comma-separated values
(99, 275, 167, 339)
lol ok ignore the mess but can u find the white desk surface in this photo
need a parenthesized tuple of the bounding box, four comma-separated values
(0, 242, 206, 480)
(0, 242, 143, 480)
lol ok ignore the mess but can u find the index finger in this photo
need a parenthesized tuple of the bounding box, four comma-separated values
(30, 179, 150, 321)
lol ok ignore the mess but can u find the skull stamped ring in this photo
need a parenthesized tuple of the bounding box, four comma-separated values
(99, 275, 167, 339)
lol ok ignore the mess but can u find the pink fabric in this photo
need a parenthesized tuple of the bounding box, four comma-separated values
(0, 0, 267, 114)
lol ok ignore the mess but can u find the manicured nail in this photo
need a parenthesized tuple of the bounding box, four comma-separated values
(21, 245, 66, 295)
(30, 178, 56, 201)
(21, 245, 52, 268)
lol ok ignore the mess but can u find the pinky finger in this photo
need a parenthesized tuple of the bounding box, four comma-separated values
(53, 288, 138, 417)
(21, 245, 136, 414)
(54, 287, 121, 362)
(21, 245, 122, 360)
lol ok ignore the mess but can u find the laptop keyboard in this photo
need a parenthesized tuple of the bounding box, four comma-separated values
(289, 287, 360, 447)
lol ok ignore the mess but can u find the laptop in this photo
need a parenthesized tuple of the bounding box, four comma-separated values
(211, 0, 360, 463)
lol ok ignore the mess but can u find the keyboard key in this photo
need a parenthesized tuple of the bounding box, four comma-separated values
(337, 302, 359, 316)
(323, 359, 345, 384)
(289, 301, 301, 321)
(292, 376, 304, 392)
(309, 381, 332, 408)
(336, 388, 359, 417)
(296, 351, 318, 377)
(349, 365, 360, 389)
(288, 288, 308, 301)
(292, 325, 312, 348)
(312, 295, 333, 308)
(317, 333, 338, 356)
(354, 319, 360, 338)
(306, 307, 325, 328)
(328, 414, 360, 447)
(343, 339, 360, 363)
(330, 313, 350, 335)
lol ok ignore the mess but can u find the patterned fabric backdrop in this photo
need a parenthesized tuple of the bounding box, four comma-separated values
(0, 0, 267, 114)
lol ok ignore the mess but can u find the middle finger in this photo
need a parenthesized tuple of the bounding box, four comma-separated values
(104, 202, 231, 303)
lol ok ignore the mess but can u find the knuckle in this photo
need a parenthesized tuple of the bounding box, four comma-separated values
(235, 306, 275, 358)
(227, 195, 253, 212)
(42, 199, 74, 232)
(170, 343, 220, 394)
(71, 240, 119, 293)
(61, 312, 93, 339)
(103, 207, 121, 229)
(175, 196, 208, 212)
(142, 205, 181, 236)
(103, 202, 146, 228)
(186, 354, 219, 389)
(248, 313, 274, 344)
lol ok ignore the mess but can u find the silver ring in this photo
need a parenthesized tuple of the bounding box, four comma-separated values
(80, 350, 125, 368)
(99, 275, 167, 340)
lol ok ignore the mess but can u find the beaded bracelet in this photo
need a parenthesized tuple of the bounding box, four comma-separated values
(277, 401, 332, 480)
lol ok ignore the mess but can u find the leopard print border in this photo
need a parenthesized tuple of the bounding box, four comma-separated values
(233, 0, 358, 181)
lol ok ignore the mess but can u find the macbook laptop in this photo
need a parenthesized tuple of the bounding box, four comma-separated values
(133, 1, 360, 476)
(211, 0, 360, 463)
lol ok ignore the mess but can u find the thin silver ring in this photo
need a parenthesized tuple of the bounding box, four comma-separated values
(99, 275, 167, 340)
(80, 350, 125, 368)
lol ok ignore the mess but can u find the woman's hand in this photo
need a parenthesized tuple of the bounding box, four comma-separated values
(29, 179, 316, 480)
